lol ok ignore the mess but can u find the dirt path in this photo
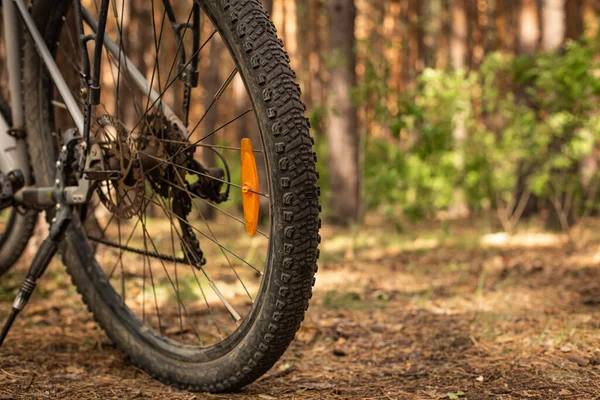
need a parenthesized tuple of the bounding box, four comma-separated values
(2, 220, 600, 399)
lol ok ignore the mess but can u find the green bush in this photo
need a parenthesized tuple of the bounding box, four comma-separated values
(358, 37, 600, 229)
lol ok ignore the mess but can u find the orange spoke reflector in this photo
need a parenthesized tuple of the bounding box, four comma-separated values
(241, 138, 259, 236)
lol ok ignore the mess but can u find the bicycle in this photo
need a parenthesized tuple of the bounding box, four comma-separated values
(0, 0, 320, 392)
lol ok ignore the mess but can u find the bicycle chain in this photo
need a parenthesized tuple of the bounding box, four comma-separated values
(87, 234, 189, 265)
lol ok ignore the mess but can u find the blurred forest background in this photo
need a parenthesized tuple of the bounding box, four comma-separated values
(309, 0, 600, 233)
(3, 0, 600, 233)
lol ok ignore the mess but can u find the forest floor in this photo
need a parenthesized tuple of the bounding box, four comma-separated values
(2, 215, 600, 399)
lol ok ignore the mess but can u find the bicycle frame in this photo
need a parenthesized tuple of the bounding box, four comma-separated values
(0, 0, 186, 206)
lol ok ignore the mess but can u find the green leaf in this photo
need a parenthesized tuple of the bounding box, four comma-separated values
(447, 391, 466, 400)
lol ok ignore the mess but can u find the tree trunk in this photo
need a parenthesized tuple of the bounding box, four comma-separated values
(451, 0, 468, 70)
(465, 0, 481, 68)
(201, 38, 223, 220)
(482, 0, 495, 54)
(583, 0, 599, 36)
(295, 0, 311, 107)
(437, 0, 451, 71)
(541, 0, 565, 51)
(518, 0, 540, 55)
(450, 0, 468, 216)
(327, 0, 360, 224)
(308, 0, 324, 108)
(512, 0, 542, 221)
(565, 0, 584, 40)
(420, 0, 436, 70)
(495, 0, 507, 51)
(407, 0, 424, 76)
(262, 0, 274, 15)
(401, 0, 411, 88)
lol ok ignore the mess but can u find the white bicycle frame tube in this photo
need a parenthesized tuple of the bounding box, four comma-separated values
(0, 0, 185, 178)
(0, 0, 29, 179)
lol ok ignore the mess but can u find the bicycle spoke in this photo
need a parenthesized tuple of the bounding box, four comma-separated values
(156, 139, 264, 154)
(207, 279, 241, 323)
(197, 143, 263, 153)
(107, 217, 141, 280)
(157, 108, 254, 172)
(142, 238, 147, 324)
(152, 192, 245, 323)
(142, 152, 268, 198)
(141, 211, 163, 335)
(213, 68, 238, 101)
(158, 177, 269, 238)
(130, 24, 215, 135)
(189, 108, 255, 149)
(167, 186, 184, 332)
(172, 168, 254, 303)
(104, 45, 148, 128)
(146, 191, 263, 275)
(190, 266, 224, 339)
(136, 200, 204, 344)
(146, 0, 168, 129)
(184, 67, 238, 142)
(151, 190, 240, 327)
(117, 209, 125, 304)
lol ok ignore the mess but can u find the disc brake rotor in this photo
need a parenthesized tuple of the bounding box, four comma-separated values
(92, 114, 145, 220)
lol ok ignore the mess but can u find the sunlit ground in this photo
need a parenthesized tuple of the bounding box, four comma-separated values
(2, 214, 600, 398)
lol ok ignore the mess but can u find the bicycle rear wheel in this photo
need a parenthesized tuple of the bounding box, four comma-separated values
(24, 0, 319, 392)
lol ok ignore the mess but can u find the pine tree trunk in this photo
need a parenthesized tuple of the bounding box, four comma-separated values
(495, 0, 507, 51)
(513, 0, 542, 221)
(465, 0, 480, 68)
(421, 0, 436, 70)
(437, 0, 451, 70)
(295, 0, 312, 107)
(327, 0, 360, 225)
(407, 0, 424, 75)
(263, 0, 274, 14)
(518, 0, 540, 55)
(401, 0, 411, 88)
(451, 0, 468, 69)
(565, 0, 584, 40)
(482, 0, 495, 54)
(541, 0, 565, 51)
(201, 38, 223, 220)
(497, 0, 519, 53)
(583, 0, 599, 36)
(308, 0, 324, 108)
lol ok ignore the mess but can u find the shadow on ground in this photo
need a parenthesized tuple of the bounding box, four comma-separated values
(2, 217, 600, 399)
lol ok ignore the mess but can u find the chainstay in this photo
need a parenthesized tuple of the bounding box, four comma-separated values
(87, 235, 190, 265)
